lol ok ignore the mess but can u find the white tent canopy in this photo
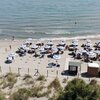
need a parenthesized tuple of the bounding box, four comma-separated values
(88, 63, 99, 68)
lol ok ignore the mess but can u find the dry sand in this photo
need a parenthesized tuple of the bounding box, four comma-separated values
(0, 37, 100, 99)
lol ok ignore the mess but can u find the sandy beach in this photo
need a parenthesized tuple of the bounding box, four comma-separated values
(0, 37, 100, 99)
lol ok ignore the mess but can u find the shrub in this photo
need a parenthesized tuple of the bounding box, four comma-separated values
(2, 73, 17, 89)
(23, 74, 32, 80)
(89, 79, 97, 85)
(10, 88, 30, 100)
(36, 75, 45, 81)
(62, 78, 67, 83)
(48, 77, 62, 91)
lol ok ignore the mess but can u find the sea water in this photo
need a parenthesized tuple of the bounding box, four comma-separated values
(0, 0, 100, 39)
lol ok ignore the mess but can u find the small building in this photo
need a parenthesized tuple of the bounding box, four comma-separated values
(87, 63, 99, 77)
(68, 61, 81, 75)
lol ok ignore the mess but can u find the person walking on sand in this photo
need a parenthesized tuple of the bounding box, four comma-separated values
(9, 45, 12, 50)
(12, 36, 14, 41)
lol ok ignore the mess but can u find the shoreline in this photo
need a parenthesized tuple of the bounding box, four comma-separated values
(0, 34, 100, 41)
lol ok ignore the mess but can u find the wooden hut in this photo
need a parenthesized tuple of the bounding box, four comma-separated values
(87, 63, 99, 77)
(68, 61, 81, 75)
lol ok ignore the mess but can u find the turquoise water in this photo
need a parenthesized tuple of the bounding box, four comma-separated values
(0, 0, 100, 39)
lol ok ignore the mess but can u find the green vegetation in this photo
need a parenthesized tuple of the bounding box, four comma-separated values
(23, 74, 34, 85)
(62, 78, 67, 83)
(23, 74, 32, 80)
(0, 92, 5, 100)
(57, 78, 100, 100)
(0, 74, 100, 100)
(2, 73, 17, 89)
(36, 75, 46, 81)
(10, 88, 30, 100)
(48, 77, 62, 91)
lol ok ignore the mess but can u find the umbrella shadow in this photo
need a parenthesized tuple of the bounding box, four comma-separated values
(61, 70, 69, 76)
(47, 62, 56, 68)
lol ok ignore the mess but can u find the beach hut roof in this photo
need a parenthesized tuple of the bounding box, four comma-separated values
(69, 61, 81, 67)
(88, 63, 99, 68)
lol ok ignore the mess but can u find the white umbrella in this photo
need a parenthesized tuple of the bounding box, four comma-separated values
(47, 41, 53, 46)
(88, 52, 96, 58)
(86, 39, 91, 43)
(20, 44, 26, 49)
(59, 41, 65, 45)
(24, 41, 30, 44)
(39, 47, 44, 51)
(94, 50, 100, 55)
(57, 46, 65, 51)
(31, 44, 38, 49)
(53, 54, 61, 66)
(37, 39, 43, 44)
(8, 53, 17, 57)
(7, 56, 13, 61)
(44, 45, 51, 49)
(85, 42, 92, 47)
(53, 54, 61, 60)
(52, 48, 58, 53)
(71, 42, 78, 46)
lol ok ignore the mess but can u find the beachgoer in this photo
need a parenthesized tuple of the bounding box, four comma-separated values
(12, 36, 14, 41)
(5, 48, 7, 52)
(9, 45, 12, 50)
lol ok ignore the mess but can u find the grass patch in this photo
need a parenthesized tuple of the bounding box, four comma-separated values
(48, 77, 62, 91)
(23, 74, 32, 80)
(36, 75, 45, 81)
(62, 78, 67, 83)
(2, 73, 17, 89)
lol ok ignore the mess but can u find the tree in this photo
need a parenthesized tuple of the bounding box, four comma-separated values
(57, 78, 100, 100)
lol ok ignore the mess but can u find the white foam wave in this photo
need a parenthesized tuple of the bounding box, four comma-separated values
(46, 30, 70, 35)
(40, 34, 100, 41)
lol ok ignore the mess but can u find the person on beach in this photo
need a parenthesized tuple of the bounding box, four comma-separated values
(12, 36, 14, 41)
(5, 48, 7, 52)
(9, 45, 12, 50)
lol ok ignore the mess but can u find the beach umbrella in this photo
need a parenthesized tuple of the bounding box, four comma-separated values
(25, 41, 30, 44)
(7, 56, 13, 61)
(57, 46, 65, 51)
(94, 50, 100, 55)
(31, 44, 38, 49)
(97, 43, 100, 48)
(85, 42, 92, 47)
(44, 45, 51, 49)
(39, 47, 44, 51)
(72, 39, 78, 43)
(20, 44, 26, 49)
(88, 52, 96, 58)
(36, 39, 43, 45)
(39, 47, 45, 53)
(86, 39, 91, 43)
(52, 47, 58, 53)
(71, 42, 78, 46)
(8, 53, 17, 58)
(47, 41, 53, 46)
(53, 54, 61, 60)
(53, 54, 61, 66)
(59, 40, 65, 46)
(24, 47, 30, 51)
